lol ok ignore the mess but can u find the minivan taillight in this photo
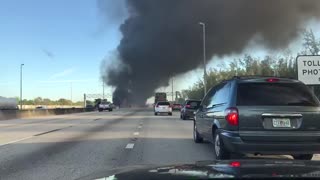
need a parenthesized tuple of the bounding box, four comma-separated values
(225, 107, 239, 126)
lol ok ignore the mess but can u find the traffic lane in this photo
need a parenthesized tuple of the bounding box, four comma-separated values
(0, 109, 144, 180)
(0, 109, 134, 145)
(113, 110, 319, 169)
(132, 111, 215, 166)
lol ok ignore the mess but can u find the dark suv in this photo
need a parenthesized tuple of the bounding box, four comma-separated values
(194, 76, 320, 160)
(180, 100, 201, 120)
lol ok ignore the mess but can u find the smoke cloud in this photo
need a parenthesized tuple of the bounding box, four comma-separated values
(100, 0, 320, 105)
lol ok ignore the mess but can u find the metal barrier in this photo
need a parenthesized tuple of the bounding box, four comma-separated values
(0, 108, 96, 121)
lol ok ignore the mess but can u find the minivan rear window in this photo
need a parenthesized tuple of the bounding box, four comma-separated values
(158, 102, 170, 105)
(237, 83, 320, 106)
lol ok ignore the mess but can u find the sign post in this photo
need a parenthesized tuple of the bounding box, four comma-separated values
(297, 55, 320, 94)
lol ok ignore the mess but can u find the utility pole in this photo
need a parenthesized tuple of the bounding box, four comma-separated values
(20, 64, 24, 110)
(199, 22, 208, 96)
(172, 78, 174, 102)
(70, 82, 73, 106)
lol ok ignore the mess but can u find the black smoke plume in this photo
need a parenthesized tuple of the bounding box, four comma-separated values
(101, 0, 320, 105)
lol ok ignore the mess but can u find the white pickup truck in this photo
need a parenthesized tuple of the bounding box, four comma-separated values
(98, 102, 113, 112)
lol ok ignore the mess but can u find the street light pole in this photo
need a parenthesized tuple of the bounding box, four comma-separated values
(172, 78, 174, 102)
(20, 64, 24, 110)
(199, 22, 208, 96)
(70, 82, 73, 106)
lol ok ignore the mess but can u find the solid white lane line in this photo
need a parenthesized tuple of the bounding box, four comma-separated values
(125, 143, 135, 149)
(133, 132, 139, 136)
(0, 136, 33, 147)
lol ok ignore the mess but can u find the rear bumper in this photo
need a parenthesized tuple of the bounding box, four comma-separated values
(99, 108, 112, 110)
(155, 109, 172, 113)
(183, 110, 195, 118)
(219, 130, 320, 155)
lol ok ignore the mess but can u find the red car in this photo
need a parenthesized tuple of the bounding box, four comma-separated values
(172, 103, 182, 111)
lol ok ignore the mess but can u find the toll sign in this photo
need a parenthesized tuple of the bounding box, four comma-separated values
(297, 55, 320, 85)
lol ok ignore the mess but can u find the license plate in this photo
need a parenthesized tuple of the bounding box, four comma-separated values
(272, 118, 291, 128)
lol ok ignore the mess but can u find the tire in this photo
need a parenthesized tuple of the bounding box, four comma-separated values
(154, 112, 158, 116)
(213, 131, 230, 160)
(169, 112, 172, 116)
(98, 109, 103, 112)
(109, 109, 113, 112)
(292, 154, 313, 160)
(193, 122, 203, 143)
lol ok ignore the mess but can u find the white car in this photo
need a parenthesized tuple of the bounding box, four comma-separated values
(98, 102, 113, 112)
(154, 101, 172, 116)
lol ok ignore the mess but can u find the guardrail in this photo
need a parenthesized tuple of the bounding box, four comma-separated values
(0, 108, 96, 121)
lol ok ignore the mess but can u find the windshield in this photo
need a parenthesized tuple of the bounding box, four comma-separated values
(237, 83, 320, 106)
(2, 0, 320, 179)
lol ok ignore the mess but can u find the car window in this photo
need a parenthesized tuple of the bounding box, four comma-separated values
(201, 88, 216, 108)
(157, 102, 170, 105)
(207, 83, 230, 108)
(237, 83, 320, 106)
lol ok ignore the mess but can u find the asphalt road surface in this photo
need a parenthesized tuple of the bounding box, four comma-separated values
(0, 108, 318, 179)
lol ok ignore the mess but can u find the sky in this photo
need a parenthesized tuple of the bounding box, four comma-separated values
(0, 0, 122, 102)
(1, 1, 320, 103)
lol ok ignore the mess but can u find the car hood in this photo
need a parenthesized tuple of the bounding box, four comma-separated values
(79, 159, 320, 179)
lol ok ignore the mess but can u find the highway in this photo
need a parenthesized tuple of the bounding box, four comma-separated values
(0, 108, 318, 179)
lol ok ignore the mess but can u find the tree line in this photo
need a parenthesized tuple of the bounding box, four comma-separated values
(182, 29, 320, 100)
(20, 97, 84, 106)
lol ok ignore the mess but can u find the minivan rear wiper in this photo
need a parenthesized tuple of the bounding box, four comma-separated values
(211, 103, 227, 108)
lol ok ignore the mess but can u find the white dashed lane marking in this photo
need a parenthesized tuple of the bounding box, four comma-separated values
(133, 132, 139, 136)
(125, 143, 135, 149)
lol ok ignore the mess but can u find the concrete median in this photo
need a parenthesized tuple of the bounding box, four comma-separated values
(0, 108, 96, 120)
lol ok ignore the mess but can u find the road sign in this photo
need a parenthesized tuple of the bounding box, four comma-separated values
(297, 55, 320, 85)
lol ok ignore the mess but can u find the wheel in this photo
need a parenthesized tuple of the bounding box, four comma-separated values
(213, 131, 230, 160)
(193, 122, 203, 143)
(292, 154, 313, 160)
(154, 112, 158, 116)
(109, 109, 113, 112)
(180, 114, 182, 119)
(169, 112, 172, 116)
(98, 109, 103, 112)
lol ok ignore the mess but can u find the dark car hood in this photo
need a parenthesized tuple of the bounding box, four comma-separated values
(79, 160, 320, 179)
